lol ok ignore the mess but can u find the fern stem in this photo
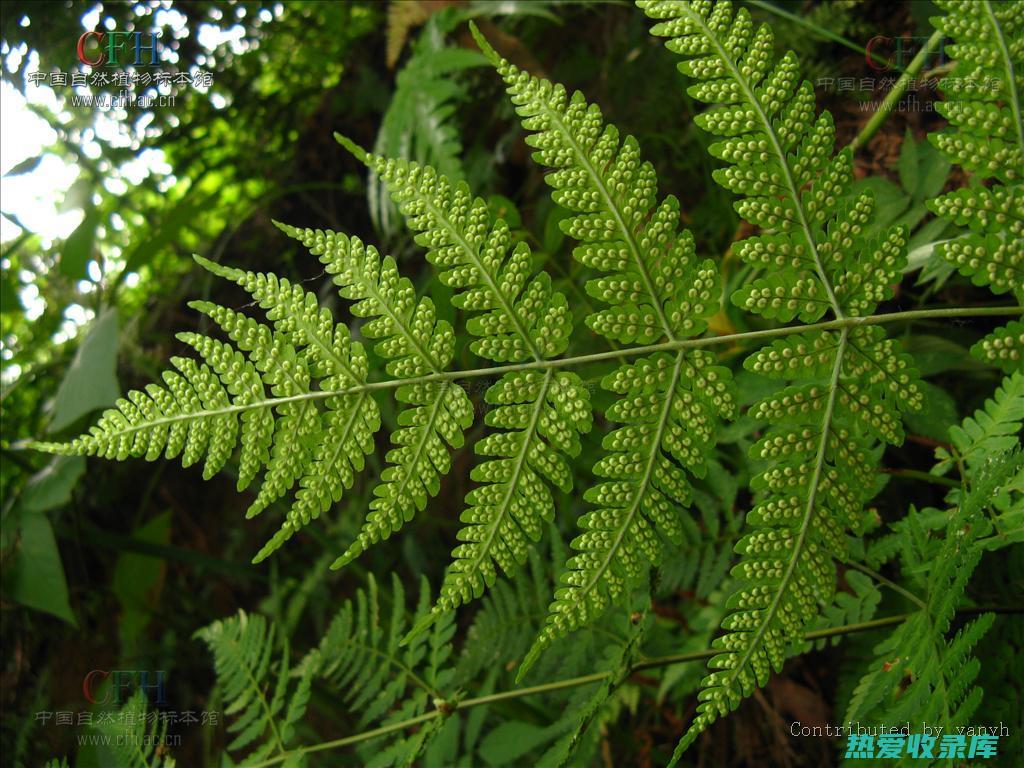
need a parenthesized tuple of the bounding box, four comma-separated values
(744, 0, 899, 72)
(844, 560, 926, 610)
(849, 29, 945, 152)
(23, 306, 1021, 452)
(244, 607, 1022, 768)
(882, 467, 960, 489)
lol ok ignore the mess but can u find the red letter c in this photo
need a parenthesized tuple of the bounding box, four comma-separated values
(865, 35, 893, 72)
(83, 669, 109, 703)
(77, 31, 105, 66)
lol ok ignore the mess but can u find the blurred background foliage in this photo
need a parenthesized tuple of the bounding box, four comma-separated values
(0, 1, 1016, 766)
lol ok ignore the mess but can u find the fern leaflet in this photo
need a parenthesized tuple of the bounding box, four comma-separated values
(927, 0, 1024, 372)
(33, 256, 380, 564)
(195, 610, 315, 763)
(276, 223, 475, 569)
(933, 368, 1024, 481)
(471, 23, 735, 675)
(337, 137, 593, 631)
(637, 0, 924, 752)
(317, 573, 458, 767)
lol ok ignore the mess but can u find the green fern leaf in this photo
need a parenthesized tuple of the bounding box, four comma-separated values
(337, 139, 593, 628)
(927, 0, 1024, 370)
(32, 256, 380, 564)
(844, 513, 994, 753)
(370, 11, 486, 238)
(275, 224, 475, 569)
(935, 369, 1024, 474)
(972, 319, 1024, 372)
(471, 23, 736, 673)
(88, 690, 175, 768)
(928, 0, 1023, 184)
(318, 573, 457, 767)
(195, 610, 314, 763)
(636, 1, 924, 752)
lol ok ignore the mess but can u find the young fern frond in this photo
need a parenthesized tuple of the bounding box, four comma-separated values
(637, 0, 924, 752)
(195, 611, 315, 763)
(844, 527, 994, 745)
(934, 369, 1024, 475)
(89, 691, 176, 768)
(33, 256, 380, 564)
(337, 136, 593, 632)
(275, 223, 475, 570)
(317, 573, 457, 767)
(843, 383, 1016, 748)
(471, 24, 736, 675)
(927, 0, 1024, 373)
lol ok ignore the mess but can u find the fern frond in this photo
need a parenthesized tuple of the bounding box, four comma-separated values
(195, 611, 314, 763)
(636, 1, 924, 751)
(471, 23, 735, 673)
(338, 138, 593, 627)
(928, 0, 1023, 184)
(89, 690, 176, 768)
(934, 369, 1024, 474)
(33, 256, 380, 564)
(318, 573, 457, 767)
(847, 373, 1020, 750)
(844, 511, 994, 745)
(275, 224, 475, 570)
(927, 0, 1023, 371)
(972, 319, 1024, 373)
(371, 11, 486, 237)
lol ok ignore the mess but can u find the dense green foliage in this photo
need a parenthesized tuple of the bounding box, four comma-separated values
(2, 1, 1022, 767)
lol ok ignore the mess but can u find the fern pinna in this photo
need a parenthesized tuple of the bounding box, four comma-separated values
(469, 24, 737, 675)
(196, 611, 315, 764)
(637, 0, 926, 752)
(271, 224, 474, 569)
(927, 0, 1024, 373)
(33, 260, 382, 565)
(332, 135, 593, 632)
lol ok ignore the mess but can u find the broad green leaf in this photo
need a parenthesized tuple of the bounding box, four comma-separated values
(49, 308, 120, 432)
(60, 208, 100, 279)
(6, 511, 76, 626)
(21, 455, 86, 512)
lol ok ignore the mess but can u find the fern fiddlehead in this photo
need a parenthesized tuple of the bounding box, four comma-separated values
(470, 24, 736, 675)
(927, 0, 1024, 372)
(337, 137, 594, 631)
(275, 224, 475, 569)
(636, 0, 924, 752)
